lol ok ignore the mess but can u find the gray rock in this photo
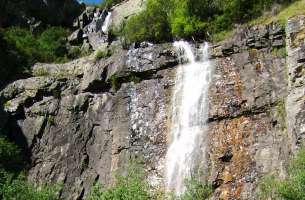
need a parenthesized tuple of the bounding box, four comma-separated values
(68, 29, 84, 45)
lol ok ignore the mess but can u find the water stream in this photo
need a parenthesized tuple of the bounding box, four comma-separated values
(165, 41, 213, 195)
(102, 12, 112, 33)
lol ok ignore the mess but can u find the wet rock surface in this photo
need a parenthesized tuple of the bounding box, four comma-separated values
(2, 16, 305, 200)
(1, 43, 176, 199)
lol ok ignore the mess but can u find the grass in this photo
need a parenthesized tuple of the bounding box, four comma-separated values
(94, 49, 112, 61)
(212, 29, 235, 42)
(250, 0, 305, 25)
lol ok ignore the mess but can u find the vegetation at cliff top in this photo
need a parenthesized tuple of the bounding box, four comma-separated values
(0, 132, 60, 199)
(258, 148, 305, 200)
(250, 0, 305, 25)
(0, 26, 69, 87)
(87, 160, 212, 200)
(122, 0, 298, 44)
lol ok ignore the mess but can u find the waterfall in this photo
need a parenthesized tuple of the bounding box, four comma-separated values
(102, 12, 112, 33)
(165, 41, 213, 195)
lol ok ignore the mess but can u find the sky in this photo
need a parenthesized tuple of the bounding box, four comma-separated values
(79, 0, 102, 5)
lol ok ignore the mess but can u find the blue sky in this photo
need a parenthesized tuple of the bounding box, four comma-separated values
(79, 0, 102, 4)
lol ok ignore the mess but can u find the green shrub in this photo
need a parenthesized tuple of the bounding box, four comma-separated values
(122, 0, 171, 44)
(95, 49, 112, 60)
(0, 133, 60, 200)
(37, 27, 68, 62)
(0, 135, 22, 170)
(86, 161, 152, 200)
(3, 26, 68, 65)
(0, 26, 69, 86)
(87, 160, 213, 200)
(258, 148, 305, 200)
(179, 176, 213, 200)
(0, 173, 60, 200)
(122, 0, 297, 43)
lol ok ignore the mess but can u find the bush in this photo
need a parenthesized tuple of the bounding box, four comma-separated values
(0, 26, 69, 86)
(0, 133, 60, 200)
(0, 135, 22, 171)
(258, 148, 305, 200)
(122, 0, 171, 44)
(37, 27, 68, 62)
(179, 176, 213, 200)
(0, 173, 60, 200)
(87, 160, 213, 200)
(95, 49, 112, 60)
(86, 161, 152, 200)
(122, 0, 297, 43)
(3, 27, 68, 64)
(3, 26, 68, 64)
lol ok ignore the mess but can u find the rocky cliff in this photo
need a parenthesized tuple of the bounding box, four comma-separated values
(1, 6, 305, 200)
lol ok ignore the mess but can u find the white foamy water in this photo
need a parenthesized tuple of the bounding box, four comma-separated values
(165, 41, 213, 195)
(102, 12, 112, 33)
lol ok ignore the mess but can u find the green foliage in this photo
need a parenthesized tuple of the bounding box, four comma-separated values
(0, 133, 59, 199)
(95, 49, 112, 60)
(0, 26, 69, 86)
(109, 74, 120, 91)
(250, 0, 304, 25)
(86, 161, 152, 200)
(0, 135, 22, 170)
(47, 116, 56, 126)
(258, 148, 305, 200)
(122, 0, 297, 43)
(179, 176, 213, 200)
(37, 27, 68, 62)
(3, 26, 68, 64)
(122, 0, 171, 44)
(87, 160, 213, 200)
(0, 173, 60, 200)
(272, 47, 287, 57)
(257, 175, 280, 200)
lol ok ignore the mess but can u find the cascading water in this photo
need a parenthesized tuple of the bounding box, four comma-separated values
(102, 12, 112, 33)
(165, 41, 213, 195)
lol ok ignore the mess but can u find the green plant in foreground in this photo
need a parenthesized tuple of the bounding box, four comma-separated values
(0, 133, 60, 200)
(87, 160, 213, 200)
(1, 173, 60, 200)
(86, 161, 151, 200)
(258, 148, 305, 200)
(0, 135, 22, 170)
(179, 176, 213, 200)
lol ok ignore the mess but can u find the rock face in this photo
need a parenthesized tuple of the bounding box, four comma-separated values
(1, 43, 177, 199)
(2, 14, 305, 200)
(110, 0, 146, 29)
(208, 23, 289, 199)
(71, 6, 109, 50)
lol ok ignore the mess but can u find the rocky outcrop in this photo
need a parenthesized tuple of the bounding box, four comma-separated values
(110, 0, 146, 29)
(208, 23, 289, 199)
(71, 6, 109, 50)
(2, 13, 305, 200)
(1, 43, 177, 199)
